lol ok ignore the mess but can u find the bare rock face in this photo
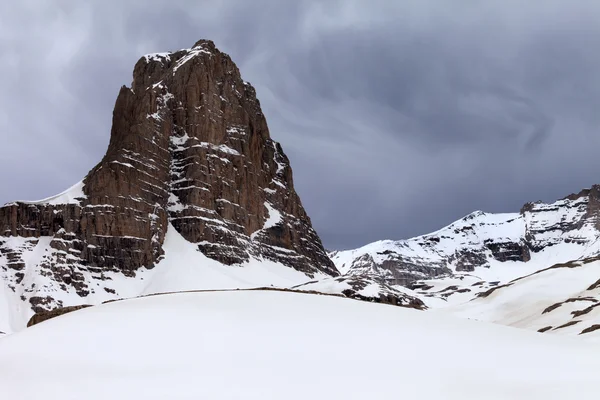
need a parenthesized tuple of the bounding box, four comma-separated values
(0, 40, 337, 315)
(521, 185, 600, 251)
(84, 39, 335, 275)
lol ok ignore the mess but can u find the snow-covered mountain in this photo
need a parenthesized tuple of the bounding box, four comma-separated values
(2, 38, 600, 348)
(331, 186, 600, 337)
(0, 40, 417, 334)
(1, 38, 600, 398)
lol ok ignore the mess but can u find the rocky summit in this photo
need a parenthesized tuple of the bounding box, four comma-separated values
(0, 40, 339, 326)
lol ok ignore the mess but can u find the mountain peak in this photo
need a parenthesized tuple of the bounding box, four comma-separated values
(192, 38, 216, 50)
(0, 40, 337, 330)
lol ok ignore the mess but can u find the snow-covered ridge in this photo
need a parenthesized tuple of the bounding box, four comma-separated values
(330, 186, 600, 337)
(0, 223, 331, 334)
(5, 180, 86, 206)
(333, 189, 597, 279)
(334, 210, 523, 262)
(142, 41, 214, 69)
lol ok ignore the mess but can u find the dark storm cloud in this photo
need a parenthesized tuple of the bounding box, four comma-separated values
(2, 0, 600, 249)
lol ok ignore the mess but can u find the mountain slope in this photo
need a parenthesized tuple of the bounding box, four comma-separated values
(1, 290, 599, 399)
(333, 186, 600, 336)
(0, 40, 429, 335)
(451, 256, 600, 337)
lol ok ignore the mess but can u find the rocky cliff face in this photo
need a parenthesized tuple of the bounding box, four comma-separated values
(0, 40, 337, 323)
(331, 186, 600, 287)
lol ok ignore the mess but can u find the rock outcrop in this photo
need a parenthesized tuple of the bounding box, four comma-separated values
(0, 40, 337, 320)
(293, 274, 426, 309)
(27, 304, 92, 328)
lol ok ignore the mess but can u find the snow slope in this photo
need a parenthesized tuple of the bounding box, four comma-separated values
(6, 180, 87, 206)
(1, 290, 599, 399)
(332, 209, 592, 281)
(141, 221, 326, 294)
(0, 223, 328, 334)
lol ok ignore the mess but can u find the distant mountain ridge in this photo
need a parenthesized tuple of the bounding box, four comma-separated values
(332, 185, 600, 283)
(331, 185, 600, 337)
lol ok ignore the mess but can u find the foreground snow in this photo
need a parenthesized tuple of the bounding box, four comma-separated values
(1, 290, 599, 399)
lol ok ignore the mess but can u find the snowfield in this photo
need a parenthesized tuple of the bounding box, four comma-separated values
(1, 290, 599, 399)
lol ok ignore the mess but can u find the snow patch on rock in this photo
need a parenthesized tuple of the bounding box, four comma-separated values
(13, 180, 86, 206)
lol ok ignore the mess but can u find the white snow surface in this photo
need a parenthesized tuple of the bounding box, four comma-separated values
(10, 180, 86, 206)
(1, 290, 599, 399)
(143, 52, 171, 63)
(262, 202, 282, 230)
(332, 196, 596, 278)
(142, 222, 322, 294)
(250, 202, 282, 240)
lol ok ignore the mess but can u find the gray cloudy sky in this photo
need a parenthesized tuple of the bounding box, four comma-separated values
(1, 0, 600, 250)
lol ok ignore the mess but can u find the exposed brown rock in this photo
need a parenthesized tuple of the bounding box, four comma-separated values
(27, 304, 92, 327)
(552, 320, 581, 330)
(587, 278, 600, 291)
(572, 303, 600, 318)
(543, 297, 597, 315)
(542, 302, 563, 314)
(579, 324, 600, 335)
(29, 296, 64, 314)
(476, 282, 513, 299)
